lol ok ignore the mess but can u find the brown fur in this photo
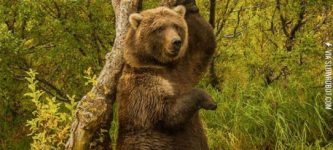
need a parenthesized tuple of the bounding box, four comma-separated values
(124, 6, 188, 68)
(116, 5, 216, 150)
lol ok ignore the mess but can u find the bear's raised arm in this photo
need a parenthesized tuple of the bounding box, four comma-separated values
(174, 6, 217, 85)
(162, 88, 217, 129)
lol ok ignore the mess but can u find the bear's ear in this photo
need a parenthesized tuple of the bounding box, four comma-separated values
(129, 13, 142, 29)
(173, 5, 186, 17)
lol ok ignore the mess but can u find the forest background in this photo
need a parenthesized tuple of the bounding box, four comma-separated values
(0, 0, 333, 149)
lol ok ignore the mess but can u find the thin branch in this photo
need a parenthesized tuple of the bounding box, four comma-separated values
(233, 6, 242, 36)
(270, 7, 277, 34)
(216, 0, 240, 38)
(209, 0, 216, 28)
(52, 0, 62, 18)
(10, 67, 71, 102)
(21, 17, 27, 39)
(276, 0, 289, 37)
(223, 32, 242, 38)
(276, 0, 306, 51)
(208, 0, 220, 90)
(289, 0, 306, 40)
(35, 76, 70, 102)
(38, 86, 70, 102)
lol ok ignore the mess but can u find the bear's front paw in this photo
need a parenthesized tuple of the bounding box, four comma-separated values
(200, 94, 217, 110)
(200, 100, 217, 110)
(192, 89, 217, 110)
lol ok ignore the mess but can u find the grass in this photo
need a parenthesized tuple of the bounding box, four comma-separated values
(200, 80, 333, 150)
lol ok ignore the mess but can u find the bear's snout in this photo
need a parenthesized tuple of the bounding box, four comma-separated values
(172, 38, 182, 52)
(170, 38, 182, 56)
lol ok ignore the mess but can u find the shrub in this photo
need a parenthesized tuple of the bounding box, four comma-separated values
(25, 69, 77, 149)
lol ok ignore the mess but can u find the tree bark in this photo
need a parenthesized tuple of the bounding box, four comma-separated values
(66, 0, 141, 149)
(207, 0, 220, 90)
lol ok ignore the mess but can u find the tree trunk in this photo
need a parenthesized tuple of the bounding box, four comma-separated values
(66, 0, 141, 149)
(207, 0, 220, 90)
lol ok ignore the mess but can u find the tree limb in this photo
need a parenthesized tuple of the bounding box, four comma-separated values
(208, 0, 220, 90)
(276, 0, 289, 37)
(209, 0, 216, 28)
(276, 0, 306, 51)
(65, 0, 141, 149)
(35, 76, 70, 101)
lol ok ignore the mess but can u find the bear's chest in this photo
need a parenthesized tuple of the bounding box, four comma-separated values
(121, 73, 176, 95)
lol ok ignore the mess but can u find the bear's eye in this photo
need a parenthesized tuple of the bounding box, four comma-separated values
(154, 26, 164, 33)
(173, 24, 183, 32)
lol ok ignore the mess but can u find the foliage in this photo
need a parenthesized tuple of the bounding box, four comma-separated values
(25, 69, 77, 149)
(83, 67, 97, 86)
(200, 83, 333, 149)
(196, 0, 333, 149)
(0, 1, 114, 148)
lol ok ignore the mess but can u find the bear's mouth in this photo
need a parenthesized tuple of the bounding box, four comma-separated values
(166, 51, 179, 58)
(166, 47, 180, 58)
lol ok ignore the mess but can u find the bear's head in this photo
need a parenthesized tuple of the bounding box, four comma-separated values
(124, 6, 188, 68)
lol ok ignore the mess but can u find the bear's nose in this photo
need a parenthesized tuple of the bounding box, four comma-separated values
(172, 39, 182, 52)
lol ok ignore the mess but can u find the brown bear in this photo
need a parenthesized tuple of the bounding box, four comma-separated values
(116, 6, 216, 150)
